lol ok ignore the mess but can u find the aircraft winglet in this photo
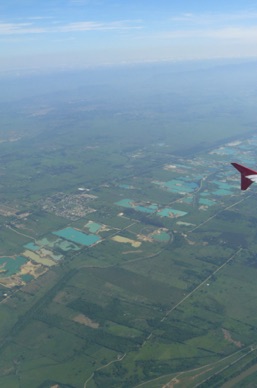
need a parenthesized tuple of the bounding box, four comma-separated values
(231, 162, 257, 190)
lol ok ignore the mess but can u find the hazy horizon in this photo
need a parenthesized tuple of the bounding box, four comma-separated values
(1, 58, 257, 158)
(1, 0, 257, 74)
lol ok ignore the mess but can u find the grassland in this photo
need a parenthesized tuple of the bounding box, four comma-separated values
(0, 62, 257, 386)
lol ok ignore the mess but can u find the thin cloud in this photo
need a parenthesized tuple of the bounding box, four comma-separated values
(205, 26, 257, 40)
(27, 16, 55, 20)
(161, 26, 257, 42)
(0, 19, 142, 35)
(0, 22, 45, 35)
(170, 11, 257, 25)
(58, 20, 142, 32)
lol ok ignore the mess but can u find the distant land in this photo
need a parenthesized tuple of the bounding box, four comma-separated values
(0, 59, 257, 387)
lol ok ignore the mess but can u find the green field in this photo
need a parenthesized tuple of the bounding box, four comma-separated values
(0, 62, 257, 386)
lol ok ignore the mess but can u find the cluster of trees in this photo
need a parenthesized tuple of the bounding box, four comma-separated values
(90, 329, 140, 352)
(146, 318, 206, 343)
(68, 298, 144, 352)
(69, 298, 105, 325)
(69, 297, 133, 327)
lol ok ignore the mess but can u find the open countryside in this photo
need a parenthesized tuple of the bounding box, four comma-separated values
(0, 61, 257, 387)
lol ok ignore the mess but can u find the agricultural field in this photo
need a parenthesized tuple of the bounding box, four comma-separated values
(1, 63, 257, 387)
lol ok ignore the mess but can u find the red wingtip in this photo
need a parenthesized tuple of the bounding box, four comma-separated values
(231, 162, 257, 190)
(241, 175, 253, 190)
(231, 162, 257, 175)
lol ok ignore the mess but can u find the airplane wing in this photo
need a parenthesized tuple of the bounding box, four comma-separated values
(246, 175, 257, 183)
(231, 163, 257, 190)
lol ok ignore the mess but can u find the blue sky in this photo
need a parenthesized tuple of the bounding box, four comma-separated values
(1, 0, 257, 72)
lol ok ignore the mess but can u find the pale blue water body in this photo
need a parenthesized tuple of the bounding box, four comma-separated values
(213, 181, 232, 189)
(188, 182, 198, 189)
(213, 189, 232, 196)
(118, 184, 134, 189)
(249, 138, 257, 146)
(57, 240, 80, 252)
(193, 175, 203, 181)
(158, 179, 198, 194)
(152, 232, 170, 242)
(199, 198, 215, 206)
(181, 175, 202, 182)
(222, 171, 234, 177)
(148, 204, 158, 210)
(21, 274, 34, 282)
(24, 242, 40, 251)
(135, 206, 156, 214)
(116, 199, 158, 214)
(224, 147, 239, 155)
(212, 181, 234, 195)
(25, 237, 80, 253)
(0, 256, 27, 277)
(115, 198, 134, 208)
(207, 167, 219, 173)
(158, 208, 187, 217)
(36, 238, 53, 247)
(213, 147, 238, 155)
(49, 252, 63, 261)
(165, 186, 186, 193)
(181, 176, 202, 182)
(35, 237, 59, 249)
(238, 145, 253, 150)
(175, 164, 193, 169)
(86, 222, 102, 233)
(53, 227, 100, 246)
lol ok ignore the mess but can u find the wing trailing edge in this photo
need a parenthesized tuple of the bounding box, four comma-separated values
(231, 162, 257, 190)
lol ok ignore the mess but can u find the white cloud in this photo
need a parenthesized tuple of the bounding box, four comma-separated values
(58, 20, 142, 32)
(0, 19, 142, 35)
(204, 27, 257, 41)
(170, 11, 257, 25)
(0, 22, 45, 35)
(160, 26, 257, 42)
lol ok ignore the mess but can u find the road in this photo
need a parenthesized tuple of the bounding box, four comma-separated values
(84, 352, 127, 388)
(189, 195, 251, 233)
(140, 247, 242, 349)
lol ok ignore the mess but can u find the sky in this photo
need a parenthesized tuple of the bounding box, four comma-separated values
(1, 0, 257, 73)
